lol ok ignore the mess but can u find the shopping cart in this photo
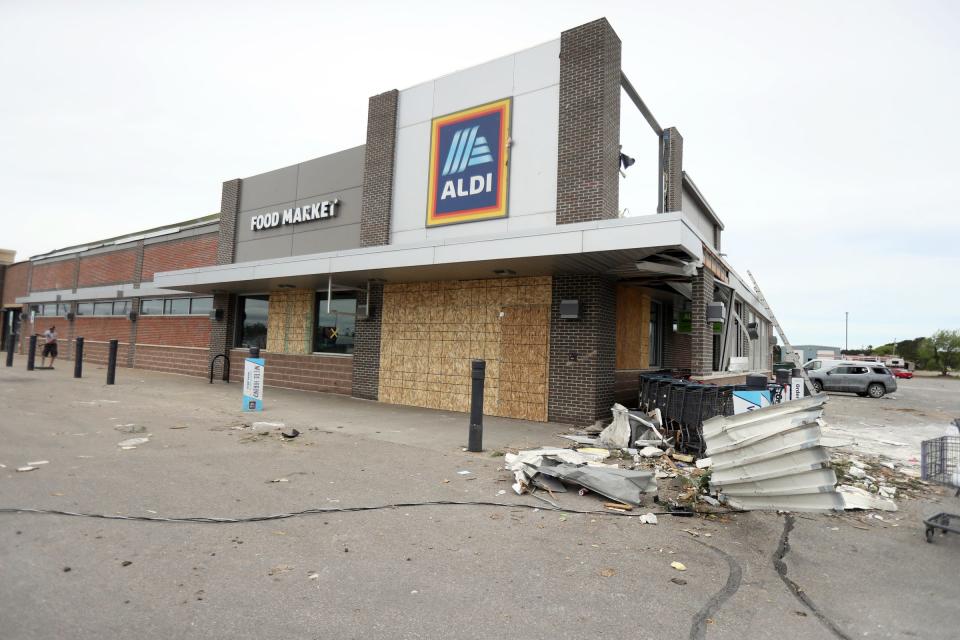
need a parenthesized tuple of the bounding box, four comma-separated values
(920, 419, 960, 544)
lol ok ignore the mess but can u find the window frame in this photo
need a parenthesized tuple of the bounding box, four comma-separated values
(648, 299, 663, 368)
(313, 291, 358, 355)
(236, 294, 270, 350)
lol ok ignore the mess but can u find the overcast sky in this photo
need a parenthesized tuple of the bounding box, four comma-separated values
(2, 1, 957, 348)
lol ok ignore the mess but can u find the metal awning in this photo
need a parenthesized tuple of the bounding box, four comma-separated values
(152, 213, 706, 294)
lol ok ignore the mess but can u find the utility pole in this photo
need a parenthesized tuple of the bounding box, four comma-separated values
(845, 311, 849, 354)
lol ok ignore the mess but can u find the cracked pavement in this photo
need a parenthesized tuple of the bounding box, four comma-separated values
(1, 365, 958, 638)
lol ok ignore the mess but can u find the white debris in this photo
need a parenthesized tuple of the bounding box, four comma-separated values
(846, 466, 867, 479)
(117, 437, 149, 448)
(700, 495, 721, 507)
(878, 486, 897, 499)
(26, 461, 49, 466)
(837, 485, 898, 512)
(456, 470, 472, 476)
(639, 446, 664, 458)
(599, 404, 632, 449)
(16, 466, 37, 472)
(270, 478, 290, 483)
(695, 457, 713, 469)
(252, 421, 284, 430)
(638, 513, 658, 525)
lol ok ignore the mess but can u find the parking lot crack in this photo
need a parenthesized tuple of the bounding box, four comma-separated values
(773, 513, 853, 640)
(689, 540, 743, 640)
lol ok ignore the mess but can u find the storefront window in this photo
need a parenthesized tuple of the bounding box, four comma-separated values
(164, 298, 190, 315)
(238, 295, 269, 349)
(648, 300, 662, 367)
(93, 301, 114, 316)
(76, 302, 93, 316)
(140, 299, 163, 315)
(190, 297, 213, 316)
(113, 300, 130, 316)
(314, 292, 356, 354)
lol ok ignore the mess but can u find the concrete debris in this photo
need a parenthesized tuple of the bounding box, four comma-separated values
(695, 457, 713, 469)
(253, 421, 285, 430)
(705, 395, 844, 512)
(117, 437, 149, 448)
(847, 466, 867, 479)
(639, 446, 664, 458)
(638, 513, 658, 524)
(599, 404, 632, 449)
(699, 495, 721, 507)
(879, 486, 897, 499)
(837, 485, 898, 512)
(558, 435, 600, 446)
(671, 453, 695, 464)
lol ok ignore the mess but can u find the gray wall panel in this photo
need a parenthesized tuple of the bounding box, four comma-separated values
(234, 235, 295, 263)
(296, 146, 365, 200)
(239, 165, 299, 212)
(236, 202, 298, 243)
(291, 223, 362, 255)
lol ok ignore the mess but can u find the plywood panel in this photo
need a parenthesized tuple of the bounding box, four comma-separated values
(616, 285, 652, 370)
(378, 277, 550, 421)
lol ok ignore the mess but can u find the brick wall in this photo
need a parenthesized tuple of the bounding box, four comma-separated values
(556, 18, 621, 225)
(30, 259, 76, 291)
(208, 292, 235, 379)
(217, 179, 241, 265)
(136, 316, 211, 349)
(548, 274, 617, 424)
(73, 316, 130, 342)
(141, 234, 218, 282)
(77, 249, 136, 287)
(360, 89, 398, 247)
(135, 344, 210, 378)
(2, 261, 29, 306)
(660, 127, 683, 213)
(78, 340, 130, 368)
(691, 268, 715, 376)
(352, 282, 383, 400)
(229, 349, 353, 395)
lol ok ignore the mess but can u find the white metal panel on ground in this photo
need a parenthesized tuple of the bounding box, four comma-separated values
(704, 394, 843, 512)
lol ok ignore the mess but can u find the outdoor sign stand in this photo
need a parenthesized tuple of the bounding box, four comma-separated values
(243, 347, 265, 412)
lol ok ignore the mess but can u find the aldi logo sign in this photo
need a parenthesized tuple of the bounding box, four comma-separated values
(426, 98, 511, 227)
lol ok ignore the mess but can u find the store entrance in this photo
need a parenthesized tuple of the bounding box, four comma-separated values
(1, 308, 20, 351)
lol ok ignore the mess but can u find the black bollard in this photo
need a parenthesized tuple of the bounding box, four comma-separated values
(106, 339, 118, 385)
(5, 331, 13, 367)
(468, 359, 485, 452)
(74, 337, 84, 378)
(27, 334, 37, 371)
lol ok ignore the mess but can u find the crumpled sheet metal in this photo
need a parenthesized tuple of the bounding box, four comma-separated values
(505, 448, 611, 495)
(537, 463, 657, 506)
(705, 395, 844, 512)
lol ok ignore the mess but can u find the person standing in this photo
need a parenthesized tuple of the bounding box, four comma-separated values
(41, 325, 58, 368)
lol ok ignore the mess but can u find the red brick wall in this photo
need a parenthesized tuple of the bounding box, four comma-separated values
(136, 316, 211, 348)
(30, 260, 76, 291)
(2, 262, 30, 305)
(134, 344, 209, 378)
(77, 249, 136, 287)
(78, 339, 131, 367)
(141, 234, 218, 282)
(73, 317, 130, 342)
(229, 349, 352, 395)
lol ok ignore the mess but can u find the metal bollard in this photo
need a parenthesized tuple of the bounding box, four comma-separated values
(74, 337, 84, 378)
(27, 335, 37, 371)
(5, 332, 14, 367)
(106, 339, 118, 385)
(468, 359, 485, 452)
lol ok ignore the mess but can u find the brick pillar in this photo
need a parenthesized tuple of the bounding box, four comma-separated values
(556, 18, 622, 225)
(352, 282, 384, 400)
(659, 127, 683, 213)
(208, 293, 235, 378)
(217, 179, 241, 265)
(360, 90, 398, 247)
(548, 274, 617, 424)
(691, 268, 714, 376)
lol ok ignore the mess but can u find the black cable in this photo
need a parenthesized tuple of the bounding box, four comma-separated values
(0, 501, 729, 524)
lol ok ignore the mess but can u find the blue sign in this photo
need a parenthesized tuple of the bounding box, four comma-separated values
(242, 357, 264, 412)
(426, 98, 511, 226)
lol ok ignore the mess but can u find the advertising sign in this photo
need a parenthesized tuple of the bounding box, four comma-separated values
(242, 357, 265, 412)
(791, 377, 804, 401)
(732, 389, 771, 414)
(426, 98, 511, 227)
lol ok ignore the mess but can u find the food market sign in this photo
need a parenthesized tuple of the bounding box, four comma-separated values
(250, 199, 339, 231)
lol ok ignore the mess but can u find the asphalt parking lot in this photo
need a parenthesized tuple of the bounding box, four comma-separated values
(820, 374, 960, 463)
(2, 365, 959, 639)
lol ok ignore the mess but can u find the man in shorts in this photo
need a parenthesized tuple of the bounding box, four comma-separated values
(41, 325, 58, 368)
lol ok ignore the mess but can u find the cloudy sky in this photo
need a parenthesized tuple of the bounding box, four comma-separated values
(2, 1, 956, 348)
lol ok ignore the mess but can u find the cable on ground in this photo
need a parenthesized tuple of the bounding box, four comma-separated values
(0, 500, 733, 524)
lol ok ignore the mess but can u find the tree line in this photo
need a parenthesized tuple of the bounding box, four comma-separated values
(841, 329, 960, 375)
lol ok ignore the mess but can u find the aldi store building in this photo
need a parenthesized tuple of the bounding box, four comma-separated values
(1, 19, 773, 424)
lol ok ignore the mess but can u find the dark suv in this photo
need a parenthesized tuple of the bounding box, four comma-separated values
(808, 364, 897, 398)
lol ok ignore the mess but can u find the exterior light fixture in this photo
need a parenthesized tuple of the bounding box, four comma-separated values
(619, 152, 635, 170)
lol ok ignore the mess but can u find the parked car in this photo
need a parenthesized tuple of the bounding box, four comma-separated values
(808, 364, 898, 398)
(891, 367, 914, 379)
